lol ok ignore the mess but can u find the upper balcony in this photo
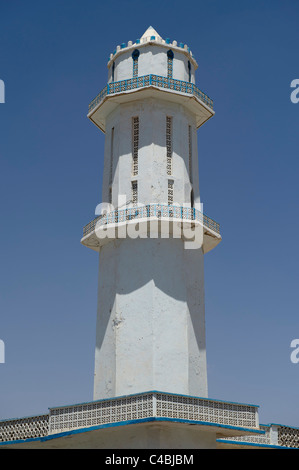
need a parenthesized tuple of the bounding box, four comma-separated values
(87, 74, 214, 132)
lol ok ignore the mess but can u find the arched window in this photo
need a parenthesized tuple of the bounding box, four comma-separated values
(132, 49, 140, 78)
(112, 62, 115, 82)
(167, 50, 174, 78)
(188, 60, 191, 82)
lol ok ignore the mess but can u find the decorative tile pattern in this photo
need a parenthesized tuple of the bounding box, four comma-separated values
(168, 180, 174, 205)
(166, 116, 172, 175)
(5, 393, 299, 447)
(167, 53, 173, 78)
(0, 415, 49, 443)
(49, 393, 153, 434)
(132, 117, 139, 176)
(132, 181, 138, 204)
(132, 49, 140, 78)
(155, 393, 258, 429)
(88, 75, 214, 113)
(278, 426, 299, 448)
(220, 425, 271, 446)
(48, 392, 259, 435)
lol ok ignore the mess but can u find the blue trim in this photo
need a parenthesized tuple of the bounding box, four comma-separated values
(88, 74, 214, 113)
(0, 416, 265, 446)
(216, 439, 295, 449)
(263, 422, 299, 430)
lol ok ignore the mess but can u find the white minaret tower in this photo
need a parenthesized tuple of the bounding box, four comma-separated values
(82, 26, 221, 402)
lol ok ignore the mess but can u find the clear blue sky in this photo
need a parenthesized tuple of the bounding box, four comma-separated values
(1, 0, 299, 428)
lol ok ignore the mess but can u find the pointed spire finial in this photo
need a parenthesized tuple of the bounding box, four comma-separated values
(140, 26, 162, 40)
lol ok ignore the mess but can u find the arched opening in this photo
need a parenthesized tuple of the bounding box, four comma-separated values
(188, 60, 191, 82)
(132, 49, 140, 78)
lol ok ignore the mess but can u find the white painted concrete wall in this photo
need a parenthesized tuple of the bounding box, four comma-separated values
(94, 237, 207, 399)
(102, 97, 200, 209)
(108, 45, 196, 84)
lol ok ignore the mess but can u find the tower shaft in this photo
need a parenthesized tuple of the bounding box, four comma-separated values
(94, 237, 207, 399)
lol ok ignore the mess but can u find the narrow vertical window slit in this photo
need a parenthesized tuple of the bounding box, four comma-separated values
(109, 127, 114, 203)
(132, 117, 139, 176)
(166, 116, 172, 175)
(132, 49, 140, 78)
(188, 60, 191, 82)
(168, 180, 174, 206)
(188, 125, 192, 184)
(132, 181, 138, 205)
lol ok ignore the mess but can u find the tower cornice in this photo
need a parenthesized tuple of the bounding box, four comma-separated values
(107, 27, 198, 69)
(108, 40, 198, 70)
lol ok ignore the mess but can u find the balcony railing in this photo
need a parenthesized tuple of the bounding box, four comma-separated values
(88, 74, 214, 113)
(83, 204, 220, 238)
(49, 391, 258, 435)
(0, 414, 49, 443)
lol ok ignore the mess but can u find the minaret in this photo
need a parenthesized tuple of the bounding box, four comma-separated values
(81, 27, 221, 401)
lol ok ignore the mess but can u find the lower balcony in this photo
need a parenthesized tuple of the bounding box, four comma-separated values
(81, 204, 221, 253)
